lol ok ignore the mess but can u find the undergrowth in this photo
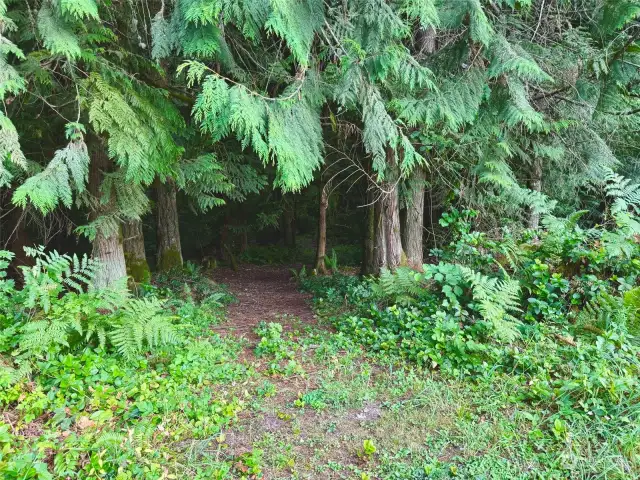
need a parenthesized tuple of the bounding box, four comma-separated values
(298, 208, 640, 477)
(0, 252, 256, 479)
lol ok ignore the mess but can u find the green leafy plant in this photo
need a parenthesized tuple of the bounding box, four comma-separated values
(0, 248, 179, 364)
(324, 249, 339, 273)
(358, 439, 377, 460)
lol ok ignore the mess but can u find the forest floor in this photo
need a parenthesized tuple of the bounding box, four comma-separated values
(206, 266, 599, 479)
(213, 264, 317, 344)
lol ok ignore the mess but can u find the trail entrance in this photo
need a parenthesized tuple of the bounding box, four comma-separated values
(212, 264, 316, 342)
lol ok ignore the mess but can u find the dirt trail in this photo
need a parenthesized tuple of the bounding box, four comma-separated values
(211, 264, 316, 343)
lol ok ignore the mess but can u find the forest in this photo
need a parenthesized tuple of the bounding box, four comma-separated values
(1, 0, 640, 478)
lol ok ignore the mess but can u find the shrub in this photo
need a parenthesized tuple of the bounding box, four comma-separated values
(0, 247, 182, 376)
(303, 208, 640, 414)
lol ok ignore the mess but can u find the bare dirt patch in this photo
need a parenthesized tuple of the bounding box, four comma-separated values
(212, 264, 317, 345)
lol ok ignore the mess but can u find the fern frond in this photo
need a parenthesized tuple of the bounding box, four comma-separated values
(110, 298, 179, 359)
(460, 266, 522, 342)
(373, 267, 424, 305)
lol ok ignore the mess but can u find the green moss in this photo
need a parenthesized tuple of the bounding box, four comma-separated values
(157, 248, 183, 272)
(399, 250, 408, 267)
(125, 254, 151, 283)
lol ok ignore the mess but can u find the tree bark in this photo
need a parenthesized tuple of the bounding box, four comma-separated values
(123, 219, 150, 282)
(403, 166, 426, 270)
(372, 149, 406, 274)
(88, 141, 127, 288)
(382, 179, 404, 269)
(283, 198, 296, 247)
(156, 177, 183, 271)
(240, 230, 248, 253)
(415, 25, 436, 56)
(361, 178, 377, 276)
(315, 182, 330, 274)
(373, 196, 387, 274)
(92, 229, 127, 288)
(528, 157, 542, 229)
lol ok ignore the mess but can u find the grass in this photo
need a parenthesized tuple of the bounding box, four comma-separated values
(214, 322, 638, 479)
(2, 279, 638, 479)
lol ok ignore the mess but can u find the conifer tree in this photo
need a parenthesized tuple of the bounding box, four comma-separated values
(1, 0, 637, 280)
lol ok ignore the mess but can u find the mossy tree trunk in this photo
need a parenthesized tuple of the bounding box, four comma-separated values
(403, 166, 426, 270)
(314, 181, 330, 274)
(89, 141, 127, 288)
(156, 177, 183, 271)
(123, 219, 150, 283)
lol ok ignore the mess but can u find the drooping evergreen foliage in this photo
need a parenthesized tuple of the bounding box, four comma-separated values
(0, 0, 636, 231)
(0, 1, 639, 477)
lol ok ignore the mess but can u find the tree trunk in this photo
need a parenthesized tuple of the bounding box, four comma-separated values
(220, 213, 230, 260)
(240, 230, 248, 253)
(123, 219, 150, 283)
(315, 182, 330, 274)
(373, 196, 387, 274)
(361, 179, 377, 276)
(88, 140, 127, 288)
(283, 199, 296, 247)
(156, 177, 183, 271)
(403, 166, 426, 270)
(92, 229, 127, 288)
(528, 157, 542, 229)
(372, 149, 406, 273)
(415, 25, 436, 55)
(382, 178, 404, 269)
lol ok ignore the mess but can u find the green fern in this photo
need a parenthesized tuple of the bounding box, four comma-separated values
(600, 167, 640, 215)
(110, 297, 180, 359)
(623, 287, 640, 337)
(20, 246, 100, 312)
(374, 267, 425, 305)
(578, 292, 630, 336)
(459, 266, 521, 343)
(6, 247, 177, 359)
